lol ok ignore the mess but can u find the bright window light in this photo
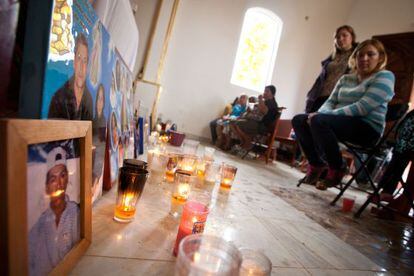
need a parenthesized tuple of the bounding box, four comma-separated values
(231, 8, 283, 92)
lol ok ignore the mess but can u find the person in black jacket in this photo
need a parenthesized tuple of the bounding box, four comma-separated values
(305, 25, 358, 113)
(231, 85, 279, 149)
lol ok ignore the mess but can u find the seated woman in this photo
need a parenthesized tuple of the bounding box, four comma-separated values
(230, 85, 279, 150)
(216, 94, 248, 149)
(371, 109, 414, 219)
(292, 39, 395, 190)
(210, 97, 239, 144)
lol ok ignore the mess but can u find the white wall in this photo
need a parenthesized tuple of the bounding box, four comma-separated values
(157, 0, 355, 138)
(347, 0, 414, 41)
(135, 0, 413, 139)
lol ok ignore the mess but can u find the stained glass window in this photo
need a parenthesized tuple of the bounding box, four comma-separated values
(231, 8, 283, 92)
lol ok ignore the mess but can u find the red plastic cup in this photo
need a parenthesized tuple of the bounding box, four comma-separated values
(342, 196, 356, 212)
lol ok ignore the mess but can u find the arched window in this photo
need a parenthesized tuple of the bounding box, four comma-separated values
(231, 8, 283, 92)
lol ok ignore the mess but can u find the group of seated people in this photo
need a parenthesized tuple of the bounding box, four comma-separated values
(209, 85, 281, 154)
(210, 25, 413, 220)
(291, 30, 413, 219)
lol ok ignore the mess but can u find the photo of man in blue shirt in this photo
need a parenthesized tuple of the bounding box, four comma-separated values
(29, 147, 80, 276)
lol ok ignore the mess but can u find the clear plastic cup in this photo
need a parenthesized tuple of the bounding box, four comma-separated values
(183, 139, 200, 155)
(239, 248, 272, 276)
(149, 153, 169, 184)
(175, 234, 242, 276)
(204, 161, 220, 192)
(203, 146, 215, 161)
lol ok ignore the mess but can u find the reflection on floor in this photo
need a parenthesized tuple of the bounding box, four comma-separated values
(232, 148, 414, 275)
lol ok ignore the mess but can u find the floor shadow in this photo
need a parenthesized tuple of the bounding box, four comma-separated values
(270, 185, 414, 275)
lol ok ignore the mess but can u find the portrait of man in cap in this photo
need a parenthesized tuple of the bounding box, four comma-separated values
(28, 146, 80, 276)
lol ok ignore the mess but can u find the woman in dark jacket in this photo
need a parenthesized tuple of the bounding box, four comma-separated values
(305, 25, 358, 113)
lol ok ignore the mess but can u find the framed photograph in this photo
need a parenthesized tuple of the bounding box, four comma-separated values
(0, 119, 92, 276)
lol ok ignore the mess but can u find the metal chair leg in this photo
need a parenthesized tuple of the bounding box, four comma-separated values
(297, 177, 305, 187)
(330, 163, 366, 206)
(354, 161, 382, 217)
(330, 175, 355, 206)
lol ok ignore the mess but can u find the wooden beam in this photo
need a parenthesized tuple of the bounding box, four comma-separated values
(151, 0, 180, 128)
(136, 0, 163, 81)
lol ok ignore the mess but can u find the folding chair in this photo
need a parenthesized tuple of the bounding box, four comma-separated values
(329, 103, 409, 218)
(241, 109, 283, 164)
(355, 111, 414, 219)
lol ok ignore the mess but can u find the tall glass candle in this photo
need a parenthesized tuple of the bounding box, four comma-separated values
(114, 167, 149, 222)
(173, 190, 211, 256)
(220, 163, 238, 190)
(204, 161, 220, 192)
(177, 154, 197, 175)
(165, 153, 178, 182)
(149, 152, 169, 184)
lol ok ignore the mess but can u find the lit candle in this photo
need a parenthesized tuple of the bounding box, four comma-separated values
(173, 200, 210, 256)
(220, 163, 237, 190)
(170, 172, 194, 217)
(220, 178, 232, 189)
(114, 192, 136, 220)
(172, 183, 190, 203)
(177, 155, 197, 175)
(114, 167, 149, 223)
(183, 165, 194, 173)
(165, 170, 175, 182)
(196, 160, 206, 178)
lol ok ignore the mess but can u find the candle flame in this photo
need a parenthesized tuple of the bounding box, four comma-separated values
(193, 252, 201, 263)
(122, 193, 135, 210)
(183, 165, 193, 172)
(178, 184, 189, 196)
(50, 189, 65, 197)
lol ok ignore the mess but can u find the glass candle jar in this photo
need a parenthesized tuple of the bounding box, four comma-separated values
(170, 171, 198, 217)
(176, 154, 198, 176)
(165, 153, 179, 182)
(114, 167, 149, 222)
(239, 248, 272, 276)
(220, 163, 238, 190)
(175, 234, 242, 276)
(173, 190, 212, 256)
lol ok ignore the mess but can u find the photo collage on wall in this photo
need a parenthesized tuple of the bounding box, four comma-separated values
(40, 0, 135, 203)
(109, 50, 135, 187)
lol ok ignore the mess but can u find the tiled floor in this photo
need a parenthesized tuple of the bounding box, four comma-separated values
(71, 146, 405, 275)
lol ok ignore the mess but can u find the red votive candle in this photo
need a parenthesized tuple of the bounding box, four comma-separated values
(173, 190, 211, 256)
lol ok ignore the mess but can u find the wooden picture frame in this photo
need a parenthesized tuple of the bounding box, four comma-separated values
(0, 119, 92, 275)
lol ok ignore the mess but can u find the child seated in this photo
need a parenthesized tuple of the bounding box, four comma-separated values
(216, 95, 248, 148)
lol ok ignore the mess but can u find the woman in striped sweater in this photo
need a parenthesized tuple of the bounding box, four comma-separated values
(292, 39, 395, 190)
